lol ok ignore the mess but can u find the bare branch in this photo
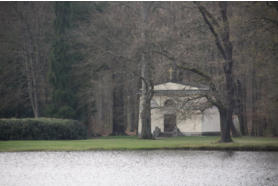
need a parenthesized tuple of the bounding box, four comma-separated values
(194, 2, 227, 60)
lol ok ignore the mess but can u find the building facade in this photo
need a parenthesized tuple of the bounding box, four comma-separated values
(138, 82, 221, 136)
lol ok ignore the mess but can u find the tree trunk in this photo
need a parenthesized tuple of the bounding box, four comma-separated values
(236, 79, 248, 135)
(140, 95, 152, 139)
(220, 59, 234, 142)
(219, 107, 233, 142)
(140, 57, 153, 139)
(139, 2, 153, 139)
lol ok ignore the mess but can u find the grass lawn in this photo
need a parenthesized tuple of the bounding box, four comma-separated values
(0, 136, 277, 152)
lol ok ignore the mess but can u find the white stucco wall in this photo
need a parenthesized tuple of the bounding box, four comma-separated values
(177, 112, 202, 134)
(201, 106, 220, 133)
(151, 108, 164, 132)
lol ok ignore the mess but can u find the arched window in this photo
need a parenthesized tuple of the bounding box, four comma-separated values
(164, 99, 175, 107)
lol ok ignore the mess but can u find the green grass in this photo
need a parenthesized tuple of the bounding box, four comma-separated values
(0, 136, 277, 152)
(0, 117, 78, 125)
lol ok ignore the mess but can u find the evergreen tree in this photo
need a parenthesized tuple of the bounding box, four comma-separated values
(47, 2, 76, 118)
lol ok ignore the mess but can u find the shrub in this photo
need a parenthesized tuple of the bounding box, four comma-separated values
(0, 118, 87, 140)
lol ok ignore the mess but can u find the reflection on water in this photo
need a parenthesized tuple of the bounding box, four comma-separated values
(0, 150, 278, 186)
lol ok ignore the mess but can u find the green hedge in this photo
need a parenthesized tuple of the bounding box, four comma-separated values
(0, 118, 87, 140)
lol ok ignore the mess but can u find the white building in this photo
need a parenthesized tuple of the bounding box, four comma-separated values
(138, 82, 221, 136)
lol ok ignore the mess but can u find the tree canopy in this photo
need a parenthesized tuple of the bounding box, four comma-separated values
(0, 2, 277, 138)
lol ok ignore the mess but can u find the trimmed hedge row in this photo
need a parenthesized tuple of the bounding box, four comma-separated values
(0, 118, 87, 140)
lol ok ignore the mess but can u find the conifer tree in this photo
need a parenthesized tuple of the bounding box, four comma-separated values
(48, 2, 76, 118)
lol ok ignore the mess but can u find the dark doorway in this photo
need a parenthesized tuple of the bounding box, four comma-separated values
(164, 114, 176, 132)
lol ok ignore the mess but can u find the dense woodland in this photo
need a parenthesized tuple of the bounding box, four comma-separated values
(0, 2, 277, 139)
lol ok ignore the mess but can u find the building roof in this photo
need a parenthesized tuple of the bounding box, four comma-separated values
(154, 82, 209, 91)
(153, 82, 209, 96)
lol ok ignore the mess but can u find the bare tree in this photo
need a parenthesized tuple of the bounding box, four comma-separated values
(138, 2, 154, 139)
(12, 2, 54, 117)
(188, 2, 236, 142)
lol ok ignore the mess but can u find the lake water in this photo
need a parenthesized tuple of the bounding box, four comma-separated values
(0, 150, 277, 186)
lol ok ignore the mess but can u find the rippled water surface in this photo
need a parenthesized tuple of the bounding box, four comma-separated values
(0, 150, 278, 186)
